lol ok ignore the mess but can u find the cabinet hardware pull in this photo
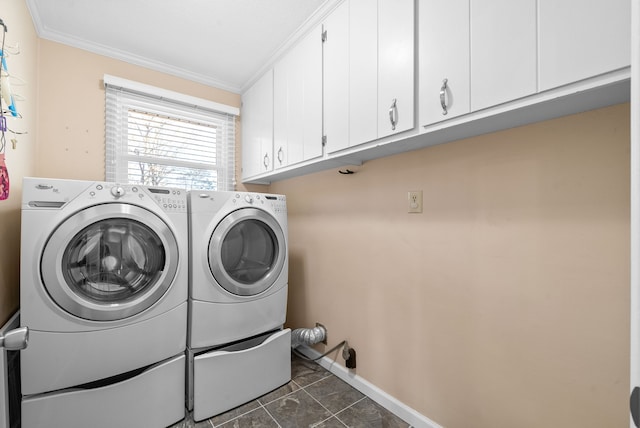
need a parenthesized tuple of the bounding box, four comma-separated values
(389, 98, 398, 130)
(263, 153, 270, 169)
(440, 78, 449, 115)
(277, 146, 284, 164)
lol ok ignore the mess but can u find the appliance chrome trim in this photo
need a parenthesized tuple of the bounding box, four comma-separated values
(208, 207, 286, 296)
(40, 203, 179, 321)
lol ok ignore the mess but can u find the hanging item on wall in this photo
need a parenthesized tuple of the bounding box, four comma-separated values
(0, 153, 8, 200)
(0, 18, 16, 118)
(0, 17, 9, 201)
(0, 65, 16, 117)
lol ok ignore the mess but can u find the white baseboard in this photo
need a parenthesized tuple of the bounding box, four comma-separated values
(295, 345, 443, 428)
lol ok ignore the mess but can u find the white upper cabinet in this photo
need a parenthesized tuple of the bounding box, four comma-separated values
(242, 0, 631, 184)
(323, 0, 415, 154)
(349, 0, 378, 147)
(273, 25, 323, 169)
(419, 0, 470, 126)
(538, 0, 631, 91)
(323, 0, 351, 154)
(378, 0, 415, 138)
(241, 69, 273, 180)
(470, 0, 537, 110)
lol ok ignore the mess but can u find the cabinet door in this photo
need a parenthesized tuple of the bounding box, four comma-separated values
(470, 0, 537, 110)
(241, 69, 273, 179)
(378, 0, 414, 138)
(273, 54, 290, 169)
(419, 0, 470, 126)
(538, 0, 630, 91)
(300, 26, 323, 163)
(349, 0, 378, 147)
(273, 26, 323, 169)
(323, 0, 350, 154)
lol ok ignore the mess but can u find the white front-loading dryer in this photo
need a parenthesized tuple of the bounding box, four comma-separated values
(188, 190, 288, 349)
(19, 177, 188, 427)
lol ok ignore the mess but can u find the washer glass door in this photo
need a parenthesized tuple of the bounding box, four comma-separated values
(41, 204, 179, 321)
(208, 208, 286, 296)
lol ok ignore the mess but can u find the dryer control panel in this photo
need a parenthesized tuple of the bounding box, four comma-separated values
(264, 194, 287, 215)
(232, 193, 286, 215)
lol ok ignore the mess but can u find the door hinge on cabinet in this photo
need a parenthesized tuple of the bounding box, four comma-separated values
(322, 30, 327, 43)
(322, 136, 327, 147)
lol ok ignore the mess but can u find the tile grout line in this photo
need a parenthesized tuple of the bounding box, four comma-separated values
(300, 387, 341, 427)
(258, 400, 283, 428)
(330, 396, 369, 426)
(211, 400, 262, 427)
(301, 375, 370, 428)
(211, 365, 352, 428)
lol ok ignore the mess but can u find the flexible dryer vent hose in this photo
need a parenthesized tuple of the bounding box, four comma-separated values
(291, 324, 327, 348)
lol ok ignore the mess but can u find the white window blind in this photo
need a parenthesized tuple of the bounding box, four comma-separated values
(104, 76, 237, 191)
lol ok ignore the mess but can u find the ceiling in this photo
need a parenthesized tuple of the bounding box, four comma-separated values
(25, 0, 334, 93)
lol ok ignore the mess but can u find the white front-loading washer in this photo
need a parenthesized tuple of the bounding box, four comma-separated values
(20, 177, 188, 427)
(187, 190, 291, 421)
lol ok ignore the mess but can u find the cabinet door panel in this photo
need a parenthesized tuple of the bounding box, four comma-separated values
(419, 0, 470, 126)
(287, 42, 305, 166)
(539, 0, 630, 91)
(273, 56, 289, 169)
(241, 69, 273, 179)
(350, 0, 378, 146)
(323, 1, 350, 154)
(301, 27, 323, 162)
(378, 0, 414, 138)
(471, 0, 537, 110)
(273, 26, 322, 169)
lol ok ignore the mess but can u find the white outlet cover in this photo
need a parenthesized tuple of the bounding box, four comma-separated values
(408, 191, 423, 213)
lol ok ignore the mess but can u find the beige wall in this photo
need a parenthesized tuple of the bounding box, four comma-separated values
(0, 0, 38, 326)
(36, 39, 241, 181)
(271, 103, 630, 428)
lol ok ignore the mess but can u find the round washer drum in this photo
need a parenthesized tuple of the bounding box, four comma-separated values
(40, 203, 179, 321)
(208, 207, 286, 297)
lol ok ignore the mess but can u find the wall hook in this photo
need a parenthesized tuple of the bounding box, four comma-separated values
(338, 169, 354, 175)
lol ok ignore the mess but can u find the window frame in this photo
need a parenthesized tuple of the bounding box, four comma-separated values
(104, 74, 239, 191)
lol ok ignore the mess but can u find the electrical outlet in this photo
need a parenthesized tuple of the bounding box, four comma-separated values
(342, 341, 356, 369)
(408, 190, 423, 213)
(346, 347, 356, 369)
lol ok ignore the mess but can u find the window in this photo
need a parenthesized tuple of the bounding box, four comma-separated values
(104, 75, 238, 191)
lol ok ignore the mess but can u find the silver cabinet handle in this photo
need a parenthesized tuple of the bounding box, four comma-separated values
(440, 78, 449, 115)
(277, 146, 284, 164)
(263, 153, 270, 169)
(388, 98, 398, 131)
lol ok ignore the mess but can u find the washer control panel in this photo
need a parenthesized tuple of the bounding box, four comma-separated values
(147, 187, 187, 213)
(86, 183, 187, 213)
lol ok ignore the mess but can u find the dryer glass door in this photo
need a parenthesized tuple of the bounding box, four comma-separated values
(41, 204, 179, 321)
(209, 208, 286, 296)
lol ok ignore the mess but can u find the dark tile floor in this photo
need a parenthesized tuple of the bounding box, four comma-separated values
(172, 352, 410, 428)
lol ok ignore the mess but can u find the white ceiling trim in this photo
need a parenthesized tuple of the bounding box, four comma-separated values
(25, 0, 240, 92)
(25, 0, 344, 95)
(239, 0, 343, 92)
